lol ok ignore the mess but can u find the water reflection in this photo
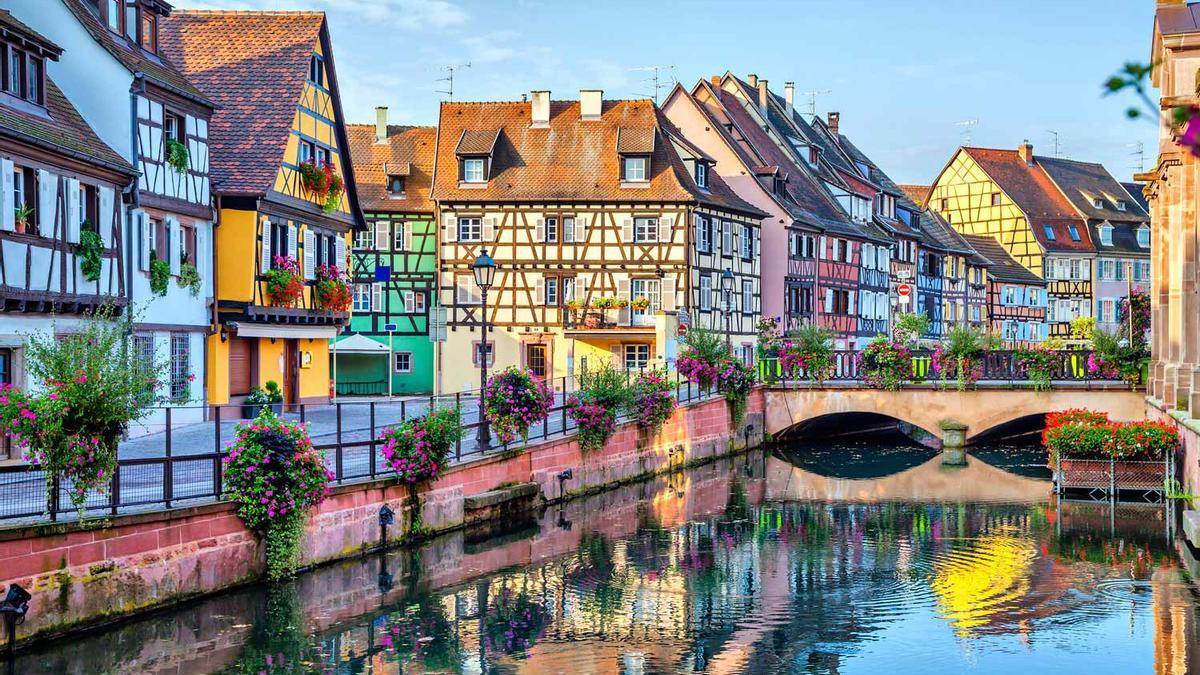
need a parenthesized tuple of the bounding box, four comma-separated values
(13, 447, 1200, 674)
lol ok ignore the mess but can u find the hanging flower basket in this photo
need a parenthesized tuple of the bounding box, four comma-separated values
(297, 159, 345, 214)
(313, 264, 351, 312)
(264, 255, 304, 307)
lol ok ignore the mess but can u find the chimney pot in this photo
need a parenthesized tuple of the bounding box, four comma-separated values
(531, 90, 550, 127)
(711, 75, 722, 88)
(758, 79, 768, 111)
(374, 106, 388, 144)
(784, 82, 795, 116)
(1019, 140, 1034, 165)
(580, 89, 603, 120)
(827, 111, 840, 135)
(747, 73, 758, 87)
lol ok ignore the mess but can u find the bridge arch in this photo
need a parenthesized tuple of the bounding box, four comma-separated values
(764, 387, 1146, 443)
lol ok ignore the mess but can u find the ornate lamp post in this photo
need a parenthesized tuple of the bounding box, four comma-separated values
(472, 249, 496, 451)
(721, 267, 734, 349)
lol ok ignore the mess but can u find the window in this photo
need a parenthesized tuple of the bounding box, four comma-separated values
(971, 305, 981, 322)
(721, 221, 732, 253)
(124, 1, 138, 41)
(700, 275, 712, 311)
(623, 344, 650, 370)
(309, 54, 324, 87)
(387, 175, 405, 195)
(991, 192, 1001, 206)
(1092, 197, 1104, 208)
(940, 198, 949, 211)
(622, 156, 647, 182)
(11, 165, 25, 222)
(562, 277, 576, 302)
(170, 334, 190, 402)
(24, 56, 41, 105)
(862, 243, 875, 270)
(106, 0, 122, 32)
(403, 290, 425, 313)
(315, 146, 329, 165)
(877, 247, 889, 271)
(354, 229, 371, 250)
(544, 276, 558, 305)
(697, 216, 711, 253)
(352, 284, 372, 312)
(1098, 298, 1115, 323)
(6, 48, 21, 97)
(740, 224, 752, 259)
(1002, 286, 1017, 305)
(473, 342, 494, 368)
(695, 162, 707, 188)
(1137, 226, 1150, 248)
(1043, 224, 1056, 241)
(1068, 224, 1081, 241)
(164, 112, 183, 143)
(1099, 259, 1115, 280)
(741, 279, 753, 314)
(463, 158, 485, 183)
(393, 222, 407, 251)
(457, 217, 482, 242)
(1115, 200, 1127, 211)
(544, 217, 559, 243)
(633, 217, 657, 243)
(1136, 261, 1150, 281)
(141, 10, 156, 53)
(836, 239, 849, 263)
(299, 140, 314, 164)
(456, 275, 481, 304)
(393, 352, 412, 373)
(1099, 224, 1113, 246)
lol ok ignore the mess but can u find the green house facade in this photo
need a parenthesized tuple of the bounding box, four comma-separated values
(336, 119, 437, 395)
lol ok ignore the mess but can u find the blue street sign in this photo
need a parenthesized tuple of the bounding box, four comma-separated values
(374, 266, 392, 282)
(384, 323, 398, 332)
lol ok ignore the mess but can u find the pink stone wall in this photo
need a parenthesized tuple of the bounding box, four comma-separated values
(0, 391, 764, 646)
(1149, 402, 1200, 498)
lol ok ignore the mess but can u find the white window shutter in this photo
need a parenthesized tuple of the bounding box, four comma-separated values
(622, 218, 633, 242)
(482, 217, 497, 242)
(574, 215, 586, 243)
(195, 225, 208, 289)
(65, 178, 81, 244)
(443, 213, 457, 242)
(404, 290, 415, 313)
(37, 169, 56, 237)
(303, 228, 316, 279)
(259, 218, 272, 272)
(534, 276, 545, 305)
(402, 222, 412, 251)
(577, 272, 590, 300)
(534, 216, 545, 243)
(375, 221, 389, 250)
(138, 211, 151, 271)
(0, 159, 12, 231)
(97, 186, 114, 248)
(661, 277, 677, 311)
(658, 216, 673, 243)
(610, 344, 623, 368)
(168, 218, 181, 275)
(335, 235, 346, 269)
(286, 224, 297, 260)
(617, 278, 631, 325)
(371, 282, 383, 312)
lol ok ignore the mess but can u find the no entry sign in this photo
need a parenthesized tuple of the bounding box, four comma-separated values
(897, 283, 912, 304)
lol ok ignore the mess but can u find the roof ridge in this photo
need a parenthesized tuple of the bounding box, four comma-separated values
(172, 10, 326, 16)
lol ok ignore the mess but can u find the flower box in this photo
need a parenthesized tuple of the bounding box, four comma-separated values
(1058, 457, 1166, 491)
(241, 402, 283, 419)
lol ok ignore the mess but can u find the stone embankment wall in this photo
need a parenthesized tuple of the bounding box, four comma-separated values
(0, 391, 765, 646)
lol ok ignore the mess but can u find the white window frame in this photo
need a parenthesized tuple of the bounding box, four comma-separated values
(354, 229, 371, 251)
(1137, 226, 1150, 248)
(740, 224, 752, 259)
(1099, 225, 1113, 246)
(741, 279, 753, 314)
(623, 343, 650, 370)
(695, 162, 707, 188)
(633, 217, 657, 243)
(463, 158, 485, 183)
(623, 156, 647, 182)
(352, 284, 372, 313)
(544, 216, 559, 243)
(393, 221, 407, 251)
(544, 276, 559, 306)
(393, 352, 413, 373)
(697, 215, 711, 253)
(457, 217, 482, 242)
(699, 275, 712, 311)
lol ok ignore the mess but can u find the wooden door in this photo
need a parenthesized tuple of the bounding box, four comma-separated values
(228, 337, 254, 396)
(526, 344, 547, 379)
(284, 340, 299, 406)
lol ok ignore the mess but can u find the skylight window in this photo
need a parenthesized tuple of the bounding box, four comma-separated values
(1068, 224, 1081, 241)
(1043, 224, 1056, 241)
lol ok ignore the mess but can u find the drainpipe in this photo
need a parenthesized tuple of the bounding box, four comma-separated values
(126, 73, 146, 328)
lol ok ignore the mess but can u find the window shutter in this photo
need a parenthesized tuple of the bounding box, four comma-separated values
(694, 215, 703, 249)
(661, 277, 677, 311)
(0, 159, 11, 231)
(335, 235, 346, 269)
(819, 236, 827, 259)
(658, 216, 673, 243)
(65, 178, 81, 244)
(37, 169, 57, 237)
(286, 224, 298, 260)
(577, 272, 590, 301)
(403, 223, 412, 252)
(195, 225, 208, 290)
(622, 218, 634, 243)
(534, 216, 545, 243)
(824, 288, 833, 313)
(372, 282, 383, 312)
(610, 344, 623, 368)
(374, 221, 389, 250)
(443, 213, 457, 242)
(404, 290, 415, 313)
(482, 217, 496, 242)
(138, 211, 152, 271)
(259, 218, 272, 273)
(97, 186, 114, 248)
(303, 228, 316, 279)
(574, 215, 587, 243)
(168, 218, 181, 276)
(617, 278, 631, 325)
(534, 275, 545, 305)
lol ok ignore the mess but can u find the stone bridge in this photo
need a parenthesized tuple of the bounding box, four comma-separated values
(763, 385, 1147, 444)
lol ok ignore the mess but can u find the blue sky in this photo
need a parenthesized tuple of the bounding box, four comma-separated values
(182, 0, 1158, 185)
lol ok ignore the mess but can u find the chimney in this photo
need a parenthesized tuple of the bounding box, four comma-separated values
(531, 90, 550, 127)
(784, 82, 795, 117)
(374, 106, 388, 144)
(711, 75, 721, 88)
(827, 111, 840, 135)
(580, 89, 602, 120)
(1019, 140, 1034, 165)
(758, 78, 768, 111)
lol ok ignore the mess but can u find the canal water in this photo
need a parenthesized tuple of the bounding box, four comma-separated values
(14, 431, 1200, 674)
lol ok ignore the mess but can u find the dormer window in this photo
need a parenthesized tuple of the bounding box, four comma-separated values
(808, 146, 819, 166)
(1115, 200, 1127, 211)
(1092, 197, 1104, 209)
(463, 158, 486, 183)
(622, 156, 647, 182)
(1137, 225, 1150, 248)
(1099, 223, 1113, 246)
(773, 176, 786, 195)
(387, 175, 405, 196)
(694, 162, 707, 189)
(1, 30, 57, 108)
(101, 1, 159, 54)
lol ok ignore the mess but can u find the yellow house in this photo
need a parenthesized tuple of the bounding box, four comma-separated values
(162, 11, 363, 406)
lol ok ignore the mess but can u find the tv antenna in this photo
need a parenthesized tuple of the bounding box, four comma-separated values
(629, 64, 676, 104)
(1128, 141, 1145, 173)
(436, 62, 471, 101)
(802, 89, 832, 118)
(955, 118, 979, 145)
(1047, 130, 1063, 157)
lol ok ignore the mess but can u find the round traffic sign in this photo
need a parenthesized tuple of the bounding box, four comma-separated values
(676, 324, 689, 338)
(897, 283, 912, 298)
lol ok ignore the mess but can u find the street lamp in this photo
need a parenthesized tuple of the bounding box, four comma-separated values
(472, 249, 496, 451)
(721, 268, 734, 349)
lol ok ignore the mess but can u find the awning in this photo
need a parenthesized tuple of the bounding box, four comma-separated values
(231, 323, 340, 339)
(333, 333, 391, 355)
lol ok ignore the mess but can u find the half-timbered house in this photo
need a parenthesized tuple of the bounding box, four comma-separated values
(431, 92, 765, 391)
(340, 111, 437, 395)
(962, 234, 1047, 344)
(18, 0, 217, 424)
(0, 11, 138, 457)
(161, 10, 364, 407)
(928, 143, 1094, 338)
(921, 209, 989, 333)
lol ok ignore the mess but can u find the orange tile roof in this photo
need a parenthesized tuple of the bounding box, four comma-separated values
(898, 184, 930, 205)
(159, 10, 324, 195)
(431, 98, 763, 216)
(346, 124, 436, 213)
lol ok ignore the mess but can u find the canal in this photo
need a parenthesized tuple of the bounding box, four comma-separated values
(14, 430, 1198, 674)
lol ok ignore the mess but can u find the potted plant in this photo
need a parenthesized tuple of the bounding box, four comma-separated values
(779, 324, 835, 383)
(264, 255, 304, 307)
(165, 138, 190, 174)
(631, 296, 651, 311)
(858, 336, 912, 390)
(149, 252, 170, 296)
(242, 380, 284, 419)
(297, 159, 345, 214)
(314, 264, 351, 312)
(14, 203, 32, 235)
(482, 367, 554, 445)
(566, 299, 583, 313)
(76, 229, 104, 282)
(632, 369, 676, 437)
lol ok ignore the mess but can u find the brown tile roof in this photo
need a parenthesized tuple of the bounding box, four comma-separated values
(1036, 156, 1150, 224)
(616, 127, 655, 154)
(0, 10, 62, 55)
(431, 98, 764, 217)
(0, 77, 133, 175)
(961, 234, 1046, 285)
(346, 124, 435, 213)
(159, 10, 326, 196)
(960, 147, 1091, 251)
(898, 184, 930, 205)
(456, 129, 501, 155)
(1158, 3, 1200, 35)
(63, 0, 212, 108)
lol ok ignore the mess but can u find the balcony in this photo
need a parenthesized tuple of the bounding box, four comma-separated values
(562, 309, 655, 338)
